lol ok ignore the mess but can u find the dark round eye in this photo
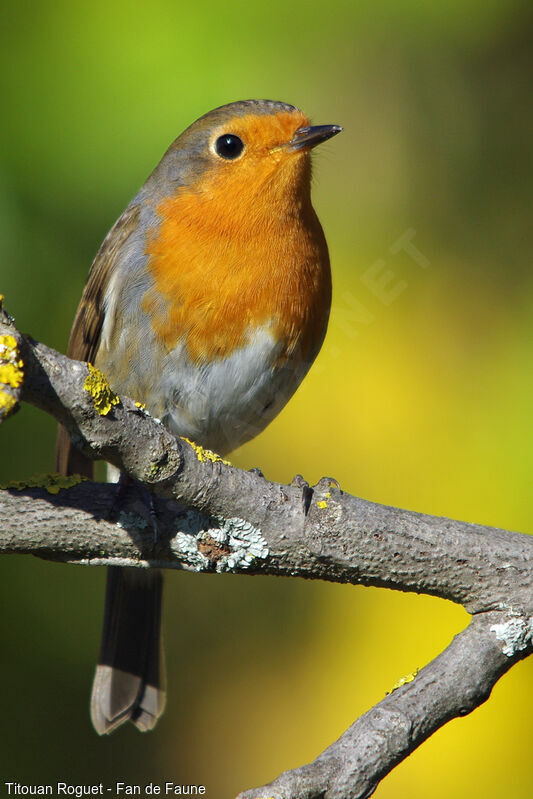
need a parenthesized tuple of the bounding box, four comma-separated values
(214, 133, 244, 160)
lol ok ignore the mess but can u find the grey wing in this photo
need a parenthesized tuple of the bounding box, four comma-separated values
(54, 203, 141, 476)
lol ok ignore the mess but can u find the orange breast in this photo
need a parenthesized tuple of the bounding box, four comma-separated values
(142, 152, 331, 365)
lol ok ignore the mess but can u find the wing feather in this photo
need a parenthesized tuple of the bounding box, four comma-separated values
(55, 204, 141, 475)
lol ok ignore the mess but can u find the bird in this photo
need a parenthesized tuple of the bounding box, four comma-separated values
(55, 99, 341, 735)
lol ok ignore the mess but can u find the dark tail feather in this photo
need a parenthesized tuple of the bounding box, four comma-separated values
(55, 424, 93, 478)
(90, 566, 166, 735)
(55, 423, 166, 734)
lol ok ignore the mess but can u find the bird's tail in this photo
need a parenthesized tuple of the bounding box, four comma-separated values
(90, 566, 166, 735)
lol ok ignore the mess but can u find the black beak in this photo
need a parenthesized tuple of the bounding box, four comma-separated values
(287, 124, 343, 151)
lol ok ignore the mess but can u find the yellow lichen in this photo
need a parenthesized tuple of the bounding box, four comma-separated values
(387, 668, 419, 694)
(0, 363, 23, 388)
(134, 401, 146, 409)
(0, 334, 17, 350)
(0, 472, 88, 495)
(0, 333, 24, 418)
(181, 437, 231, 465)
(84, 362, 120, 415)
(316, 500, 328, 509)
(0, 334, 24, 388)
(0, 389, 17, 414)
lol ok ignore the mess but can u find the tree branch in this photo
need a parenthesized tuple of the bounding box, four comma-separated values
(238, 611, 524, 799)
(1, 301, 532, 799)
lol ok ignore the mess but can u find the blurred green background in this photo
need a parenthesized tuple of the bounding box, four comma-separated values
(1, 0, 532, 796)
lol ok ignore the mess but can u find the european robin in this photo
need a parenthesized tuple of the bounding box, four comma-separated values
(55, 99, 341, 734)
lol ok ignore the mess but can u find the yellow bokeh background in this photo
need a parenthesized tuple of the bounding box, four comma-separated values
(1, 1, 531, 797)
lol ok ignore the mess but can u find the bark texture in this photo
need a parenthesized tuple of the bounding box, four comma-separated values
(1, 304, 531, 799)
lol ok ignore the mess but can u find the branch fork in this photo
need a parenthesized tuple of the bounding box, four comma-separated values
(0, 302, 531, 799)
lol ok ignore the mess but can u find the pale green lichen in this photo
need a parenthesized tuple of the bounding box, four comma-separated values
(490, 611, 532, 657)
(116, 511, 149, 531)
(84, 362, 120, 415)
(172, 515, 268, 572)
(174, 532, 211, 571)
(206, 516, 268, 572)
(181, 436, 231, 465)
(0, 472, 87, 495)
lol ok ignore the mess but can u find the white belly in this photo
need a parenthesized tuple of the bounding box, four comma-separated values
(154, 324, 310, 456)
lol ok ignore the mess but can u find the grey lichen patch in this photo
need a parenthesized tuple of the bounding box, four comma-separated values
(174, 532, 211, 571)
(490, 610, 533, 657)
(171, 514, 269, 573)
(207, 516, 269, 572)
(116, 511, 149, 531)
